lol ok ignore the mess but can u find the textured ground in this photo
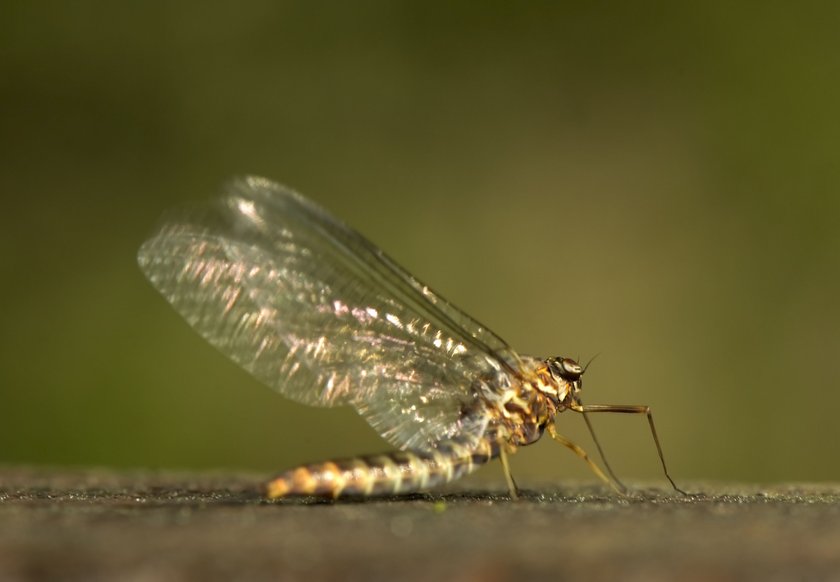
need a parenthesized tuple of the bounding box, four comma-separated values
(1, 467, 839, 581)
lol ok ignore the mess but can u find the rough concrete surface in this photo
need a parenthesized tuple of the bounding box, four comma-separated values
(1, 467, 839, 581)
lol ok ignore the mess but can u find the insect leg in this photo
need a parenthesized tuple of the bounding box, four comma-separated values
(581, 410, 628, 494)
(570, 403, 688, 495)
(498, 447, 520, 500)
(547, 424, 625, 495)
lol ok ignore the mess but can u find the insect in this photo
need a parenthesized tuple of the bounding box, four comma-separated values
(138, 176, 684, 499)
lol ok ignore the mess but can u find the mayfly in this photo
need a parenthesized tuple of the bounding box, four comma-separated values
(138, 176, 684, 499)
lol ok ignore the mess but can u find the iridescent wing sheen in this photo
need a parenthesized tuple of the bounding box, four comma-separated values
(138, 176, 522, 451)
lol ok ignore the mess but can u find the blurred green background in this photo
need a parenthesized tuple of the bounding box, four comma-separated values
(1, 2, 838, 487)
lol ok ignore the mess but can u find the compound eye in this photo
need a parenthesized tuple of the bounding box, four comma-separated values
(547, 356, 583, 381)
(561, 358, 582, 379)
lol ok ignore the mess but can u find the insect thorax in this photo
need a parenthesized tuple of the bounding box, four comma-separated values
(476, 356, 566, 450)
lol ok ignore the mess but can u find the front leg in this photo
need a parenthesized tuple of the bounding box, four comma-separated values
(569, 403, 688, 495)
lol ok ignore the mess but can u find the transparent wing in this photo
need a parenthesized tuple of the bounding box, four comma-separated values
(138, 176, 521, 451)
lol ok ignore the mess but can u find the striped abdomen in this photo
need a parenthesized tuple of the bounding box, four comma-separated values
(266, 437, 500, 498)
